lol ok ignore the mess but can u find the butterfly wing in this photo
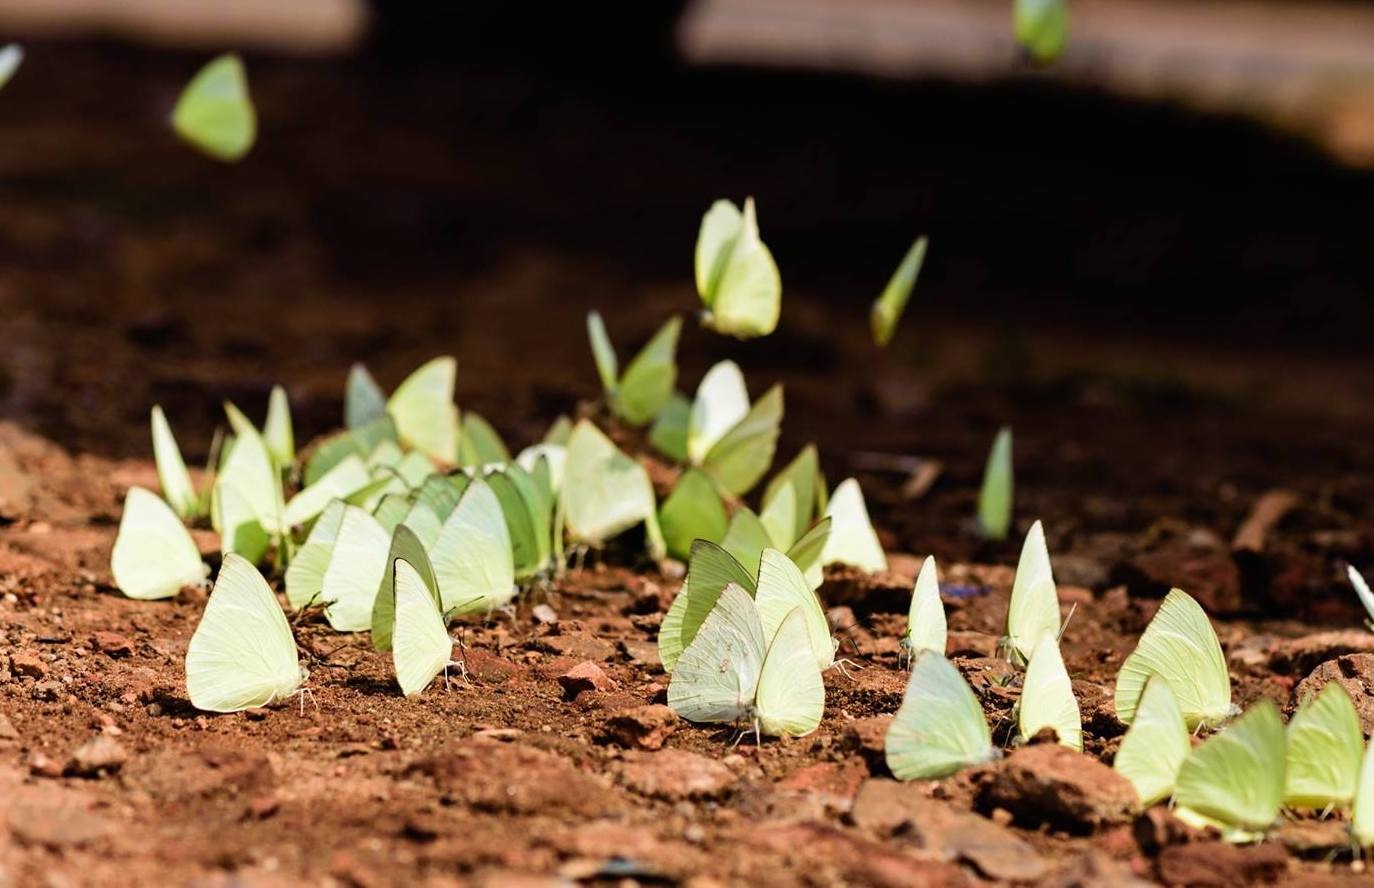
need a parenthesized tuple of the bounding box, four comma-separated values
(977, 427, 1013, 539)
(885, 653, 996, 780)
(1005, 519, 1059, 666)
(371, 524, 441, 652)
(707, 198, 781, 339)
(649, 392, 691, 462)
(615, 316, 681, 426)
(870, 235, 928, 347)
(171, 53, 256, 162)
(1114, 588, 1231, 730)
(458, 413, 510, 467)
(687, 360, 750, 464)
(282, 454, 371, 529)
(1284, 682, 1363, 809)
(763, 445, 821, 543)
(906, 555, 947, 657)
(785, 517, 832, 590)
(720, 507, 772, 583)
(111, 487, 206, 600)
(585, 310, 619, 395)
(754, 608, 825, 738)
(1352, 738, 1374, 847)
(431, 477, 515, 615)
(214, 481, 270, 564)
(263, 385, 294, 469)
(658, 468, 729, 562)
(1349, 565, 1374, 627)
(695, 198, 744, 305)
(392, 559, 453, 697)
(1112, 676, 1189, 806)
(562, 420, 658, 552)
(386, 356, 458, 463)
(667, 583, 766, 725)
(1017, 635, 1082, 750)
(186, 554, 300, 712)
(320, 506, 391, 632)
(702, 384, 783, 497)
(659, 541, 756, 673)
(284, 499, 347, 609)
(754, 549, 834, 670)
(820, 478, 887, 573)
(1174, 700, 1285, 838)
(758, 482, 798, 552)
(0, 44, 23, 90)
(151, 406, 199, 519)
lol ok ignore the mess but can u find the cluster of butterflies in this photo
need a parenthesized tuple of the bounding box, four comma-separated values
(109, 347, 892, 712)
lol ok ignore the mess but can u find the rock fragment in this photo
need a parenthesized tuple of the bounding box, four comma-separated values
(617, 749, 736, 801)
(69, 735, 128, 777)
(978, 745, 1136, 832)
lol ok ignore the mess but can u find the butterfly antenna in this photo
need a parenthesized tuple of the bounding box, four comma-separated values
(1057, 603, 1078, 642)
(290, 591, 324, 627)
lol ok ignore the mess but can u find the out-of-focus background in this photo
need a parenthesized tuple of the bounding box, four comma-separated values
(2, 0, 1373, 606)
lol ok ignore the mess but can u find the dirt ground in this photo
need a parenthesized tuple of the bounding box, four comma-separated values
(5, 42, 1374, 887)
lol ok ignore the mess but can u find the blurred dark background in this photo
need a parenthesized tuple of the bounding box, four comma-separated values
(2, 0, 1374, 614)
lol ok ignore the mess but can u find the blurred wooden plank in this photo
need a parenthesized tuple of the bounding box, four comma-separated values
(679, 0, 1374, 166)
(0, 0, 368, 55)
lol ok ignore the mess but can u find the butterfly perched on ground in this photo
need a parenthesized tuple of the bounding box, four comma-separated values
(1172, 700, 1285, 843)
(695, 198, 781, 339)
(172, 53, 256, 162)
(885, 652, 999, 780)
(1114, 588, 1234, 731)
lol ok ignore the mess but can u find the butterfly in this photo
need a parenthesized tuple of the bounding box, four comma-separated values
(386, 356, 459, 464)
(368, 525, 459, 696)
(761, 445, 827, 547)
(870, 235, 928, 347)
(885, 652, 999, 780)
(586, 312, 682, 427)
(483, 461, 555, 580)
(185, 554, 307, 712)
(658, 468, 729, 562)
(150, 405, 204, 520)
(1352, 736, 1374, 848)
(1014, 0, 1068, 65)
(171, 53, 256, 162)
(977, 427, 1013, 540)
(667, 583, 824, 739)
(1172, 700, 1285, 843)
(902, 555, 947, 661)
(1112, 676, 1189, 806)
(429, 476, 517, 617)
(1002, 519, 1061, 667)
(1016, 634, 1081, 751)
(110, 487, 208, 600)
(694, 197, 781, 339)
(0, 44, 23, 91)
(685, 361, 783, 497)
(819, 478, 886, 573)
(1348, 565, 1374, 630)
(1284, 682, 1363, 810)
(1114, 588, 1234, 731)
(458, 413, 510, 468)
(561, 419, 664, 559)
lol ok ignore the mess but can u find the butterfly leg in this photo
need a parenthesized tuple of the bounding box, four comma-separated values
(829, 658, 865, 680)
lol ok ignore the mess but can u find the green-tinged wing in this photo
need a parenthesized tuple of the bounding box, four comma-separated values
(544, 415, 573, 445)
(695, 198, 744, 303)
(667, 583, 766, 725)
(485, 466, 544, 579)
(1349, 565, 1374, 627)
(284, 499, 346, 609)
(151, 406, 199, 519)
(216, 423, 282, 534)
(1284, 682, 1363, 809)
(1018, 636, 1082, 750)
(688, 360, 750, 464)
(702, 384, 783, 497)
(562, 420, 659, 553)
(320, 506, 391, 632)
(0, 44, 23, 90)
(977, 426, 1013, 540)
(659, 540, 758, 673)
(1174, 700, 1285, 841)
(649, 391, 691, 462)
(392, 559, 452, 697)
(820, 478, 887, 572)
(185, 554, 300, 712)
(886, 653, 996, 780)
(111, 487, 206, 600)
(172, 53, 256, 162)
(516, 444, 566, 493)
(431, 477, 515, 615)
(346, 363, 387, 429)
(303, 414, 396, 486)
(282, 454, 371, 529)
(615, 316, 681, 426)
(870, 235, 927, 347)
(755, 548, 834, 670)
(459, 412, 510, 467)
(371, 524, 439, 652)
(263, 385, 294, 469)
(658, 468, 728, 561)
(215, 482, 270, 564)
(1114, 588, 1231, 730)
(586, 310, 619, 394)
(1014, 0, 1068, 64)
(720, 507, 772, 583)
(785, 517, 831, 590)
(1005, 518, 1060, 667)
(371, 493, 413, 535)
(702, 198, 781, 339)
(417, 473, 468, 522)
(906, 555, 946, 657)
(1353, 739, 1374, 847)
(387, 356, 458, 463)
(758, 481, 798, 552)
(401, 501, 442, 551)
(1112, 677, 1189, 807)
(763, 445, 821, 543)
(754, 608, 825, 737)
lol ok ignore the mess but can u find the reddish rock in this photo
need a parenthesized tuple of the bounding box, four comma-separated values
(618, 638, 660, 668)
(840, 715, 892, 767)
(68, 735, 128, 777)
(535, 633, 617, 662)
(771, 758, 870, 818)
(1270, 631, 1374, 676)
(617, 749, 737, 801)
(602, 704, 677, 750)
(1156, 841, 1287, 887)
(408, 741, 619, 816)
(558, 661, 619, 699)
(745, 822, 968, 888)
(91, 631, 134, 658)
(9, 650, 47, 679)
(0, 714, 18, 741)
(1292, 654, 1374, 733)
(978, 745, 1137, 832)
(7, 803, 112, 848)
(27, 751, 63, 778)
